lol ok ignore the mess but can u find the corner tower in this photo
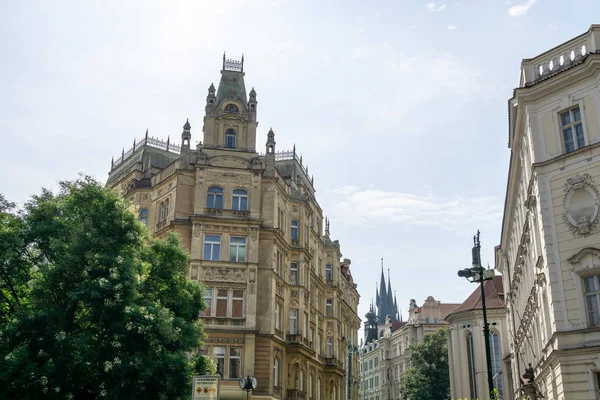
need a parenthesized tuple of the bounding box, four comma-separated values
(202, 53, 258, 153)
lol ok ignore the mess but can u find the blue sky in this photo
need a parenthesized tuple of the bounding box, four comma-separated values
(1, 1, 599, 328)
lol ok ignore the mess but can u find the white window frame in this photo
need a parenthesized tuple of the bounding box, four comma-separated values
(231, 289, 245, 318)
(326, 264, 333, 281)
(326, 298, 333, 318)
(232, 189, 248, 211)
(215, 289, 229, 318)
(203, 234, 221, 261)
(290, 262, 299, 285)
(229, 347, 242, 379)
(584, 274, 600, 327)
(229, 236, 247, 262)
(558, 104, 588, 153)
(213, 346, 226, 377)
(326, 337, 333, 358)
(225, 128, 236, 148)
(275, 303, 281, 330)
(289, 309, 298, 334)
(291, 220, 299, 240)
(203, 288, 213, 316)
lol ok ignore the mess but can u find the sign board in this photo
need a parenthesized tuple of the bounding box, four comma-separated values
(192, 375, 219, 400)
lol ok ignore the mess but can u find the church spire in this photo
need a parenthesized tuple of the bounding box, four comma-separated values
(378, 257, 387, 322)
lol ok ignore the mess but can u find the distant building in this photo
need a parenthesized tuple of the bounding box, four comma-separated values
(358, 296, 458, 400)
(105, 55, 361, 400)
(376, 259, 399, 325)
(496, 25, 600, 399)
(445, 276, 510, 399)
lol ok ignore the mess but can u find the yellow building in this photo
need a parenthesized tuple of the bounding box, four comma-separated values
(496, 25, 600, 399)
(106, 55, 361, 400)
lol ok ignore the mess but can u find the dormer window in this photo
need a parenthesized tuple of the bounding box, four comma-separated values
(224, 104, 239, 113)
(225, 129, 236, 148)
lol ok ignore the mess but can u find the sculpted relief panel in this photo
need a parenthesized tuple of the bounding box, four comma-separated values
(200, 266, 246, 283)
(563, 173, 600, 237)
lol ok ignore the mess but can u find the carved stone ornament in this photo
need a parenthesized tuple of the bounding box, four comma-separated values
(251, 227, 258, 242)
(205, 337, 244, 344)
(249, 283, 256, 294)
(201, 266, 246, 282)
(193, 223, 202, 239)
(563, 173, 600, 237)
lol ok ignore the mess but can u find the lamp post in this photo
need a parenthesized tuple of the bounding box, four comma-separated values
(457, 230, 494, 399)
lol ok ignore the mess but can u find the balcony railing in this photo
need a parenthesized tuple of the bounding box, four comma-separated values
(287, 333, 301, 343)
(286, 389, 306, 400)
(275, 328, 283, 338)
(274, 386, 282, 397)
(155, 219, 168, 230)
(324, 357, 338, 367)
(202, 208, 250, 219)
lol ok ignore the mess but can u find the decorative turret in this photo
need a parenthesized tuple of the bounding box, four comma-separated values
(206, 83, 216, 111)
(264, 128, 276, 177)
(248, 87, 257, 116)
(364, 304, 379, 345)
(181, 118, 191, 154)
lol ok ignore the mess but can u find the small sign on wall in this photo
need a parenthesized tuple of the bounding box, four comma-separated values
(192, 375, 220, 400)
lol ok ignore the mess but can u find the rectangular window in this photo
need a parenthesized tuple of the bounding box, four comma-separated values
(425, 317, 430, 324)
(216, 289, 228, 317)
(203, 288, 213, 316)
(290, 262, 299, 285)
(291, 220, 299, 240)
(560, 106, 585, 153)
(275, 303, 281, 330)
(584, 275, 600, 326)
(326, 299, 333, 318)
(232, 290, 244, 318)
(326, 264, 333, 281)
(229, 237, 246, 262)
(289, 309, 298, 334)
(229, 347, 242, 379)
(232, 189, 248, 211)
(303, 313, 308, 337)
(326, 337, 333, 358)
(203, 235, 221, 261)
(277, 251, 283, 276)
(213, 346, 226, 377)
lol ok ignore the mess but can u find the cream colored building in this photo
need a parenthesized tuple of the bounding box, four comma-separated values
(446, 276, 511, 400)
(106, 56, 361, 400)
(496, 25, 600, 400)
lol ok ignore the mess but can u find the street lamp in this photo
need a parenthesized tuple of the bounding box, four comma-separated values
(457, 230, 495, 399)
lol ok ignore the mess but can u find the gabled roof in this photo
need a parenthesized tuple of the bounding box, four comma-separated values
(446, 276, 504, 317)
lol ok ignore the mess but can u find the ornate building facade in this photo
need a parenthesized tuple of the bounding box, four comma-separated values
(106, 55, 361, 400)
(445, 276, 510, 399)
(496, 25, 600, 399)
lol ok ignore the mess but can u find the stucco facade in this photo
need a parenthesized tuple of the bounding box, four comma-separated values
(106, 56, 361, 400)
(496, 25, 600, 400)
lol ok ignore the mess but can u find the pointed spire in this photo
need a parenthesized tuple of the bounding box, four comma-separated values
(183, 118, 191, 131)
(145, 128, 149, 144)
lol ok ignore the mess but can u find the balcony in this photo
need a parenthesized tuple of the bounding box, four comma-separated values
(286, 389, 306, 400)
(324, 357, 338, 367)
(202, 208, 250, 219)
(275, 328, 283, 338)
(291, 239, 302, 248)
(287, 333, 301, 343)
(155, 219, 168, 231)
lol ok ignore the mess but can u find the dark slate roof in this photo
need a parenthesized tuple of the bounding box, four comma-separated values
(106, 145, 179, 185)
(216, 70, 248, 111)
(447, 276, 504, 317)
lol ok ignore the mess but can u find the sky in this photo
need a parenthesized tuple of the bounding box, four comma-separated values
(1, 0, 599, 330)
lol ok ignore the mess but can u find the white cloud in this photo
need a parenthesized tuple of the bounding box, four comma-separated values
(447, 25, 457, 30)
(508, 0, 537, 17)
(426, 2, 447, 12)
(329, 186, 503, 232)
(350, 45, 369, 59)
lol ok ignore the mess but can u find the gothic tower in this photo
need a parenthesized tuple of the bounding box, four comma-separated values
(376, 258, 399, 324)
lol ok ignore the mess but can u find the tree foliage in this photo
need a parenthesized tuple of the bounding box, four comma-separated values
(400, 328, 450, 400)
(0, 178, 211, 399)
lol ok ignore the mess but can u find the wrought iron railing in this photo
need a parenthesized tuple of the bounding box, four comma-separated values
(111, 131, 181, 170)
(202, 208, 250, 219)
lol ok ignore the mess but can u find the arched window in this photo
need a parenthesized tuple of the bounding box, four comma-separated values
(139, 208, 148, 225)
(273, 358, 279, 388)
(466, 331, 477, 399)
(291, 220, 299, 240)
(224, 103, 239, 113)
(299, 369, 304, 391)
(489, 331, 504, 397)
(232, 189, 248, 211)
(207, 187, 224, 209)
(225, 129, 236, 148)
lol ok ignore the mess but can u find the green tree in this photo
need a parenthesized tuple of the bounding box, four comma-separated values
(400, 328, 450, 400)
(0, 177, 211, 399)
